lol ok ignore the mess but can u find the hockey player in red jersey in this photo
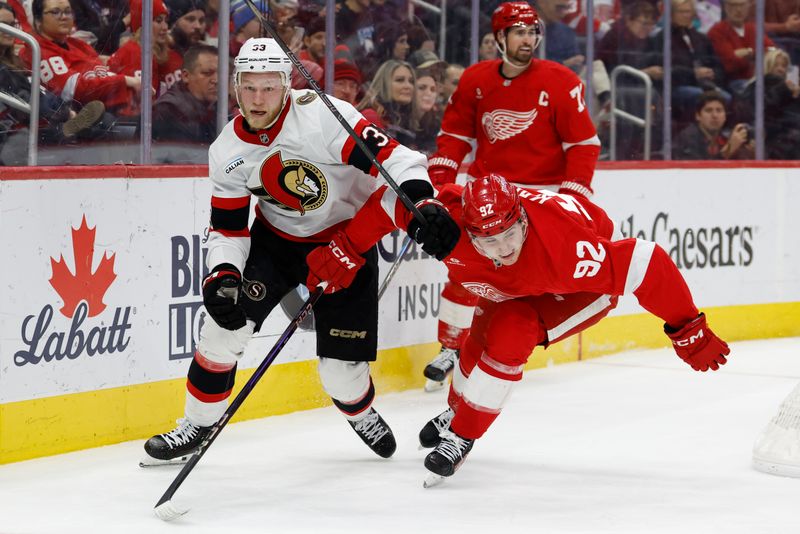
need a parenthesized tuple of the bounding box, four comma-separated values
(422, 1, 602, 391)
(419, 174, 730, 484)
(141, 38, 460, 466)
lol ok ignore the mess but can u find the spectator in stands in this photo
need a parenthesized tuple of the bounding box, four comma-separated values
(412, 67, 441, 154)
(735, 47, 800, 159)
(336, 0, 375, 70)
(651, 0, 729, 122)
(21, 0, 141, 113)
(535, 0, 586, 71)
(204, 0, 218, 39)
(4, 0, 31, 32)
(708, 0, 775, 94)
(164, 0, 206, 56)
(0, 1, 105, 154)
(407, 20, 435, 54)
(439, 63, 463, 106)
(370, 0, 400, 21)
(300, 16, 326, 69)
(357, 59, 416, 145)
(695, 0, 722, 33)
(598, 1, 661, 76)
(597, 1, 662, 159)
(72, 0, 128, 55)
(562, 0, 614, 38)
(332, 58, 362, 104)
(291, 57, 323, 89)
(272, 0, 299, 23)
(108, 0, 181, 118)
(478, 31, 499, 61)
(674, 91, 754, 159)
(152, 43, 218, 144)
(230, 0, 260, 57)
(273, 0, 303, 53)
(759, 0, 800, 64)
(537, 0, 613, 112)
(374, 21, 410, 63)
(407, 48, 446, 82)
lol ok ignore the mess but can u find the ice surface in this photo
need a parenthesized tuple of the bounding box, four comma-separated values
(1, 338, 799, 534)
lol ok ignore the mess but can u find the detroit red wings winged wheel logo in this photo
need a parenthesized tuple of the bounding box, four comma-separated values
(49, 216, 117, 318)
(481, 108, 538, 144)
(460, 282, 516, 302)
(247, 151, 328, 215)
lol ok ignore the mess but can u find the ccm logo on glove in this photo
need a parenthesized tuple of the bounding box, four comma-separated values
(665, 313, 730, 372)
(306, 231, 366, 294)
(672, 330, 705, 347)
(330, 242, 358, 269)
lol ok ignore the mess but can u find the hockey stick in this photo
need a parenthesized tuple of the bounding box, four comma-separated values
(153, 284, 326, 521)
(377, 235, 413, 300)
(240, 0, 425, 226)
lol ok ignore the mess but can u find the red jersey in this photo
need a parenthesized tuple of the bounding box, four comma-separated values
(430, 59, 600, 196)
(438, 184, 698, 328)
(108, 40, 183, 116)
(707, 21, 774, 81)
(20, 35, 130, 110)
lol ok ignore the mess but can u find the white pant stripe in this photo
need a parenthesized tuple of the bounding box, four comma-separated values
(546, 294, 614, 343)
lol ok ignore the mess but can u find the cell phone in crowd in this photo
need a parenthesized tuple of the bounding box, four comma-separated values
(788, 65, 799, 86)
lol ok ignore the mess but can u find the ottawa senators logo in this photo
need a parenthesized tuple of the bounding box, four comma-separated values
(247, 151, 328, 215)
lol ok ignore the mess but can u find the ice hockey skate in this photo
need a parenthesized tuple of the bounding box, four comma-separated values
(140, 418, 212, 467)
(423, 429, 474, 488)
(348, 408, 397, 458)
(418, 407, 455, 449)
(424, 348, 458, 392)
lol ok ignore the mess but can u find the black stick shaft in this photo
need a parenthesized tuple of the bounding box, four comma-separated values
(377, 236, 413, 301)
(154, 286, 324, 508)
(240, 0, 425, 226)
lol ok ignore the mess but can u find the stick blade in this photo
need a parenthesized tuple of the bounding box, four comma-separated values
(423, 473, 446, 489)
(154, 499, 189, 521)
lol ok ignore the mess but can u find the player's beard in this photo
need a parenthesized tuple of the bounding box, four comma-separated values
(508, 46, 533, 67)
(244, 106, 281, 130)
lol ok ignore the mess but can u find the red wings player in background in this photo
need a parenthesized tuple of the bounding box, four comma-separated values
(419, 174, 730, 485)
(422, 1, 602, 391)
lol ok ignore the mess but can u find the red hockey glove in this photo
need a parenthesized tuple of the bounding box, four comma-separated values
(406, 199, 461, 260)
(428, 165, 457, 189)
(306, 231, 366, 294)
(665, 313, 730, 372)
(202, 264, 246, 330)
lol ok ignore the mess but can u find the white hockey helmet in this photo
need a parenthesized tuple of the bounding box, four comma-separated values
(233, 37, 293, 88)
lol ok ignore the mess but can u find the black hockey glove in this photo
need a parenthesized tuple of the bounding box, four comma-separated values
(407, 199, 461, 261)
(202, 264, 247, 330)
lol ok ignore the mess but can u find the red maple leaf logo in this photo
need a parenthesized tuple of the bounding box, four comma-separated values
(49, 216, 117, 318)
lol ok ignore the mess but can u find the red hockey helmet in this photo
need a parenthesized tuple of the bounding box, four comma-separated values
(491, 2, 540, 36)
(462, 174, 524, 237)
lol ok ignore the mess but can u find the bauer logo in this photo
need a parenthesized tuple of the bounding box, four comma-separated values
(14, 216, 133, 366)
(168, 232, 210, 360)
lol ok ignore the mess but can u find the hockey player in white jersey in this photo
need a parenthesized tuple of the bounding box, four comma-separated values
(142, 38, 460, 464)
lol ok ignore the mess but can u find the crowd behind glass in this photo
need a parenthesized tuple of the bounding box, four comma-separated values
(0, 0, 798, 166)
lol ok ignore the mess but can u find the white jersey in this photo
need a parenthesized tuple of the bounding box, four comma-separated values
(206, 89, 429, 271)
